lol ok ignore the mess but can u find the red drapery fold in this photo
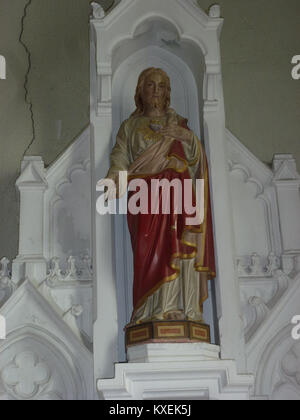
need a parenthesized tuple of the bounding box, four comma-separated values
(127, 139, 216, 317)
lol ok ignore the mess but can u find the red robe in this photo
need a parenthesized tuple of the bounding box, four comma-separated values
(127, 125, 216, 320)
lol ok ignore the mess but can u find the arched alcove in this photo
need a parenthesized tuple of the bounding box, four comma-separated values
(111, 17, 206, 136)
(111, 20, 218, 361)
(91, 0, 246, 378)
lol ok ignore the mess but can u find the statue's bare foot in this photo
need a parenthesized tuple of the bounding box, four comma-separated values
(164, 311, 185, 321)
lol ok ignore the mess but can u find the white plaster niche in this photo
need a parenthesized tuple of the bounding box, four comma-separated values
(91, 0, 247, 381)
(111, 18, 219, 362)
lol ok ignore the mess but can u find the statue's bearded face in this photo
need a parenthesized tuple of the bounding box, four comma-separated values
(141, 73, 168, 110)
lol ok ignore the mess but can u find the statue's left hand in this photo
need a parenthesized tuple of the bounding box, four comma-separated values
(159, 125, 193, 144)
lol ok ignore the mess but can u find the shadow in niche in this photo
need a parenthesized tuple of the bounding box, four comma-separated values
(210, 279, 220, 346)
(56, 209, 91, 266)
(44, 126, 95, 357)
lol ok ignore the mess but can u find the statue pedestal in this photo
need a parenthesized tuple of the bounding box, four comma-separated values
(97, 341, 254, 400)
(127, 342, 220, 363)
(125, 320, 211, 348)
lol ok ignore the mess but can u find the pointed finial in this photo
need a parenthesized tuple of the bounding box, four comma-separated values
(209, 4, 221, 18)
(0, 257, 10, 278)
(91, 2, 105, 19)
(64, 256, 78, 281)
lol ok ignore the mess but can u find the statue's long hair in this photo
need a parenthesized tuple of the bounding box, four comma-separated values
(131, 68, 171, 117)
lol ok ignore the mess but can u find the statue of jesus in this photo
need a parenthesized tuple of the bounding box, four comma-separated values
(100, 67, 215, 326)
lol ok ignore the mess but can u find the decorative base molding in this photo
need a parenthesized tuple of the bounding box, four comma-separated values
(97, 356, 254, 400)
(125, 321, 210, 348)
(98, 342, 253, 400)
(127, 342, 220, 363)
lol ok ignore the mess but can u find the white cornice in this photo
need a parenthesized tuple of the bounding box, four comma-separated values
(91, 0, 223, 32)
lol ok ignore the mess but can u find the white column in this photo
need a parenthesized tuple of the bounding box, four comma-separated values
(273, 154, 300, 253)
(13, 157, 48, 285)
(203, 69, 246, 372)
(90, 24, 119, 380)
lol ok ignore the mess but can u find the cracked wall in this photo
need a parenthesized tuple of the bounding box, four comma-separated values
(19, 0, 35, 156)
(0, 0, 33, 260)
(0, 0, 300, 261)
(21, 0, 90, 163)
(0, 0, 90, 260)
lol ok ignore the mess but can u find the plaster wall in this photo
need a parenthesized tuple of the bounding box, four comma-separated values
(0, 0, 299, 261)
(197, 0, 300, 166)
(0, 0, 90, 260)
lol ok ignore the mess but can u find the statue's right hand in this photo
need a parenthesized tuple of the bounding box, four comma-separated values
(96, 177, 117, 201)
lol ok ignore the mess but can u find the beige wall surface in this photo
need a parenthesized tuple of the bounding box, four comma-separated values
(0, 0, 90, 260)
(0, 0, 299, 260)
(197, 0, 300, 167)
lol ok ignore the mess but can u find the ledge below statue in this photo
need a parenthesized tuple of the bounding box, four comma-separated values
(127, 342, 220, 363)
